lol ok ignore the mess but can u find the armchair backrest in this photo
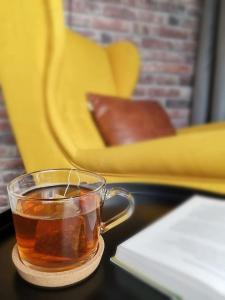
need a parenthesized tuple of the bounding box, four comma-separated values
(0, 0, 70, 171)
(0, 0, 140, 172)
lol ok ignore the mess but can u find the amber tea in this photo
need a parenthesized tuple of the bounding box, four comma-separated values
(13, 185, 101, 271)
(8, 169, 134, 273)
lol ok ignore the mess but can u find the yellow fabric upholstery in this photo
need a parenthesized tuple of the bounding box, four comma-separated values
(0, 0, 70, 170)
(56, 30, 114, 150)
(105, 41, 140, 98)
(0, 0, 138, 167)
(1, 0, 225, 195)
(178, 121, 225, 135)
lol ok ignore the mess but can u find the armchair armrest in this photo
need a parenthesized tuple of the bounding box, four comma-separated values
(74, 129, 225, 179)
(178, 121, 225, 135)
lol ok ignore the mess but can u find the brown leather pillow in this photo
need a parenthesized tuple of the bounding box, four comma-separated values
(87, 93, 176, 146)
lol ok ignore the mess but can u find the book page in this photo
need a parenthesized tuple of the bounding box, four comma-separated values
(116, 196, 225, 297)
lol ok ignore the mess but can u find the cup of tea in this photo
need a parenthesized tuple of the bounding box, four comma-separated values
(7, 169, 134, 272)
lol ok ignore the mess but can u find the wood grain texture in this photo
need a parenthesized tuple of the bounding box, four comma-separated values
(12, 236, 104, 288)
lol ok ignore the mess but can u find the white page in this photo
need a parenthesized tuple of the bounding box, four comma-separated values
(115, 196, 225, 298)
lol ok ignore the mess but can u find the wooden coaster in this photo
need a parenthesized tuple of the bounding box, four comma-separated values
(12, 236, 104, 288)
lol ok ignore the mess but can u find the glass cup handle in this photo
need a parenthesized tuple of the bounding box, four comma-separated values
(101, 187, 135, 233)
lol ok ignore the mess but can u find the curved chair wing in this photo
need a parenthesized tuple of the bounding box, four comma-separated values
(106, 41, 140, 97)
(0, 0, 70, 171)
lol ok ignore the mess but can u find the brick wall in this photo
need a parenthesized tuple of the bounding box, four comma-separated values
(0, 92, 24, 211)
(64, 0, 202, 128)
(0, 0, 202, 209)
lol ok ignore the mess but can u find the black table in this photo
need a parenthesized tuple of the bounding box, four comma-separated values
(0, 183, 224, 300)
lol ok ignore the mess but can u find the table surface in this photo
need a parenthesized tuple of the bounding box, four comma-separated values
(0, 183, 223, 300)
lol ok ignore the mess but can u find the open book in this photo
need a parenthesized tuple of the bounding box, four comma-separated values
(111, 196, 225, 300)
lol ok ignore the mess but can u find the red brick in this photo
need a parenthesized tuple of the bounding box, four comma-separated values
(92, 0, 121, 3)
(182, 17, 200, 30)
(69, 14, 91, 27)
(162, 63, 193, 75)
(103, 5, 136, 20)
(123, 0, 187, 12)
(0, 134, 16, 145)
(185, 53, 196, 64)
(142, 38, 197, 53)
(136, 11, 166, 23)
(139, 74, 156, 85)
(188, 30, 199, 41)
(92, 18, 131, 33)
(141, 50, 186, 64)
(121, 0, 136, 6)
(142, 62, 193, 75)
(0, 91, 3, 104)
(139, 73, 179, 85)
(156, 26, 189, 40)
(133, 23, 150, 36)
(0, 108, 8, 119)
(142, 38, 175, 50)
(116, 0, 145, 8)
(181, 41, 197, 52)
(154, 75, 179, 86)
(75, 28, 97, 38)
(0, 120, 11, 131)
(151, 2, 186, 13)
(187, 6, 201, 17)
(148, 88, 181, 98)
(133, 87, 147, 97)
(0, 158, 24, 170)
(0, 146, 20, 157)
(166, 109, 190, 119)
(166, 99, 191, 109)
(70, 1, 100, 14)
(179, 74, 194, 86)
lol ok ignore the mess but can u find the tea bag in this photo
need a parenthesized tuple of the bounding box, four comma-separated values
(34, 215, 86, 259)
(33, 190, 83, 258)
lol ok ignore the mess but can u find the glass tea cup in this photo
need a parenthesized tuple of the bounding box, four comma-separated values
(7, 169, 134, 272)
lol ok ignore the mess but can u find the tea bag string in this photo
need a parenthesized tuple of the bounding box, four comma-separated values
(63, 169, 81, 197)
(63, 169, 72, 197)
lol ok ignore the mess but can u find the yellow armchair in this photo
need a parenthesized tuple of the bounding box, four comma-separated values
(1, 0, 225, 194)
(0, 0, 138, 168)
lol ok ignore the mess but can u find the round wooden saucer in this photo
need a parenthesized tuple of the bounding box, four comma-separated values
(12, 236, 104, 288)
